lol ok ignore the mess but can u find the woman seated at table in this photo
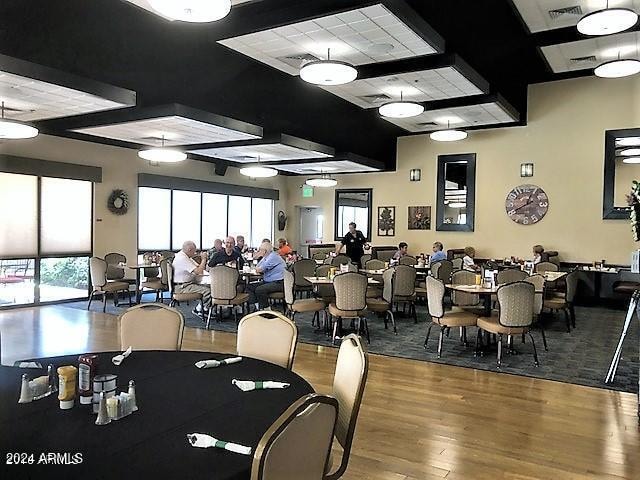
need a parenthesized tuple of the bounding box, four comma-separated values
(208, 236, 244, 269)
(463, 246, 480, 272)
(277, 238, 293, 257)
(393, 242, 409, 260)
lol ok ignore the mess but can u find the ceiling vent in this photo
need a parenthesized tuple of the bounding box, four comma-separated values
(548, 6, 582, 20)
(138, 136, 173, 143)
(570, 55, 597, 64)
(358, 93, 391, 104)
(417, 121, 438, 126)
(278, 53, 320, 69)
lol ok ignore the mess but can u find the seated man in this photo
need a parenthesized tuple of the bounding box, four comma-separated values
(235, 235, 248, 254)
(208, 239, 223, 258)
(393, 242, 409, 260)
(172, 241, 211, 315)
(209, 236, 244, 269)
(277, 237, 293, 257)
(430, 241, 447, 263)
(247, 241, 285, 310)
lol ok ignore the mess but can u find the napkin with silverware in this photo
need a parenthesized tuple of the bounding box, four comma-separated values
(195, 357, 242, 369)
(232, 379, 290, 392)
(112, 346, 132, 366)
(186, 433, 252, 455)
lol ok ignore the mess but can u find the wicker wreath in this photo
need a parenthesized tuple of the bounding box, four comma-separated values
(107, 189, 129, 215)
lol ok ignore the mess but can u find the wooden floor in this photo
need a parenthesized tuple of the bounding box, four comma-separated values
(1, 305, 639, 479)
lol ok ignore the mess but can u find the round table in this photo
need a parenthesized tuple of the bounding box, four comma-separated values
(0, 351, 313, 480)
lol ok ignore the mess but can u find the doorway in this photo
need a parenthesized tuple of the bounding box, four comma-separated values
(298, 207, 324, 256)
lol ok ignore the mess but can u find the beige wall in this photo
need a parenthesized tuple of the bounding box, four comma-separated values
(0, 135, 288, 269)
(285, 75, 640, 265)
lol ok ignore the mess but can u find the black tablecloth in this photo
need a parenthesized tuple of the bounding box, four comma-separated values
(0, 351, 313, 480)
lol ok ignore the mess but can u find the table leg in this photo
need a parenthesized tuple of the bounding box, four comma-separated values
(135, 269, 142, 304)
(594, 271, 602, 300)
(483, 294, 492, 317)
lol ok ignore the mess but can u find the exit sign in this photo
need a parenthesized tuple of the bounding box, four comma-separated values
(302, 185, 314, 198)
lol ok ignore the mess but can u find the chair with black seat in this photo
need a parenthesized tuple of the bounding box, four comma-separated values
(476, 281, 539, 368)
(391, 265, 417, 323)
(424, 276, 477, 357)
(398, 255, 417, 266)
(237, 310, 298, 369)
(524, 274, 548, 350)
(207, 266, 250, 327)
(88, 257, 132, 312)
(365, 268, 397, 334)
(496, 268, 528, 285)
(328, 272, 369, 343)
(543, 270, 579, 332)
(104, 252, 126, 281)
(283, 270, 326, 328)
(251, 393, 338, 480)
(292, 259, 316, 298)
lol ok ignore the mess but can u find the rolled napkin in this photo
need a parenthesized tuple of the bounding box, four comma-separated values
(187, 433, 252, 455)
(232, 379, 290, 392)
(112, 346, 132, 366)
(195, 357, 242, 369)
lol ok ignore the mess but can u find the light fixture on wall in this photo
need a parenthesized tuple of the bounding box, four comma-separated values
(378, 91, 424, 118)
(239, 156, 278, 178)
(300, 48, 357, 86)
(0, 102, 39, 139)
(409, 168, 421, 181)
(138, 135, 187, 163)
(577, 1, 638, 36)
(430, 121, 468, 142)
(306, 172, 337, 187)
(622, 157, 640, 164)
(594, 51, 640, 78)
(149, 0, 232, 22)
(520, 163, 534, 177)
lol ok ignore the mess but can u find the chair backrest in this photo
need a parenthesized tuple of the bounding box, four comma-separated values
(312, 251, 327, 260)
(237, 311, 298, 369)
(210, 265, 239, 300)
(292, 259, 316, 288)
(373, 248, 396, 262)
(333, 272, 368, 312)
(432, 260, 453, 283)
(426, 276, 445, 319)
(283, 270, 295, 306)
(331, 254, 351, 266)
(160, 250, 176, 261)
(328, 334, 368, 480)
(535, 261, 558, 274)
(104, 252, 126, 280)
(252, 393, 338, 480)
(452, 257, 463, 271)
(524, 274, 545, 315)
(392, 265, 416, 296)
(565, 270, 578, 302)
(308, 244, 337, 260)
(496, 268, 528, 285)
(119, 304, 184, 351)
(105, 252, 126, 265)
(360, 254, 372, 265)
(89, 256, 107, 288)
(314, 265, 335, 299)
(382, 268, 394, 304)
(497, 282, 534, 328)
(398, 255, 416, 266)
(166, 260, 176, 295)
(450, 270, 479, 306)
(143, 266, 159, 278)
(345, 262, 358, 272)
(158, 258, 170, 287)
(365, 259, 385, 271)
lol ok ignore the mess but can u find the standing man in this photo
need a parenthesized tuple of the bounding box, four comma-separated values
(247, 241, 285, 310)
(336, 222, 369, 267)
(209, 236, 244, 269)
(172, 241, 210, 316)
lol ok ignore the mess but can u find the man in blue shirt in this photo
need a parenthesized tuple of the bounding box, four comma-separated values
(247, 241, 285, 310)
(430, 241, 447, 263)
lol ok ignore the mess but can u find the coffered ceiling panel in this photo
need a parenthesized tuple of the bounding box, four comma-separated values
(383, 101, 518, 133)
(190, 143, 333, 162)
(218, 3, 441, 76)
(511, 0, 640, 33)
(275, 160, 381, 174)
(541, 30, 640, 72)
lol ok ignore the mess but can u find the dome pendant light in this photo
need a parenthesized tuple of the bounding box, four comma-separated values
(378, 91, 424, 118)
(0, 102, 39, 139)
(595, 51, 640, 78)
(149, 0, 232, 23)
(577, 1, 638, 36)
(305, 171, 337, 188)
(239, 157, 278, 178)
(429, 121, 468, 142)
(138, 135, 187, 163)
(300, 48, 358, 86)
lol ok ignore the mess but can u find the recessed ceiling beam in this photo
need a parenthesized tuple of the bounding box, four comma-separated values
(532, 24, 640, 47)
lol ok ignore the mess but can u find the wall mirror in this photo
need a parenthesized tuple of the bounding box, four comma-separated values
(603, 128, 640, 219)
(334, 189, 372, 240)
(436, 153, 476, 231)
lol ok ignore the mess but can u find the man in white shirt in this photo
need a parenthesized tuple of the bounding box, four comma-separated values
(172, 240, 211, 314)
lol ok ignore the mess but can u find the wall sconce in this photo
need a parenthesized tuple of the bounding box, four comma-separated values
(520, 163, 534, 177)
(409, 169, 421, 181)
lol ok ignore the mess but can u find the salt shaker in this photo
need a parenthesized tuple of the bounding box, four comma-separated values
(128, 380, 138, 412)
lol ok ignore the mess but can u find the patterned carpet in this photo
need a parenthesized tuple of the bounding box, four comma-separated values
(70, 293, 639, 394)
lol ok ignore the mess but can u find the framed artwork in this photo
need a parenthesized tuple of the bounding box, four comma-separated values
(377, 206, 395, 236)
(408, 206, 431, 230)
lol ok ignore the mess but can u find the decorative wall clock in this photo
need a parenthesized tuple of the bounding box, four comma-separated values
(107, 189, 129, 215)
(505, 184, 549, 225)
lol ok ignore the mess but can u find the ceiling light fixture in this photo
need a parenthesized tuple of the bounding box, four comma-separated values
(305, 172, 337, 188)
(149, 0, 232, 22)
(594, 53, 640, 78)
(138, 135, 187, 163)
(378, 91, 424, 118)
(577, 2, 638, 36)
(429, 121, 468, 142)
(300, 49, 357, 86)
(0, 102, 39, 139)
(622, 157, 640, 164)
(239, 157, 278, 178)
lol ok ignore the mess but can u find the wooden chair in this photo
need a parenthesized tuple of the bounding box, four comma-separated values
(88, 257, 131, 312)
(283, 270, 326, 328)
(237, 310, 298, 369)
(119, 303, 184, 351)
(207, 266, 249, 327)
(328, 272, 369, 343)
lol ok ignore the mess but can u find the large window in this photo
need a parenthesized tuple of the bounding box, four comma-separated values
(138, 188, 274, 251)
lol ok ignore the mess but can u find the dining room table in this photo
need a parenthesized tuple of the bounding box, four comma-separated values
(127, 263, 159, 303)
(446, 283, 544, 317)
(0, 350, 313, 480)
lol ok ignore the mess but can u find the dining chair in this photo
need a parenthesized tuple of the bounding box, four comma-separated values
(141, 258, 170, 303)
(476, 281, 538, 368)
(331, 255, 351, 266)
(328, 272, 369, 343)
(292, 259, 316, 298)
(431, 260, 453, 283)
(207, 265, 250, 328)
(524, 274, 548, 350)
(252, 393, 338, 480)
(314, 265, 336, 305)
(364, 259, 384, 271)
(451, 257, 464, 271)
(496, 268, 528, 285)
(535, 261, 558, 274)
(166, 261, 203, 312)
(398, 255, 417, 266)
(391, 265, 417, 323)
(237, 311, 298, 369)
(450, 270, 482, 314)
(283, 270, 326, 328)
(119, 303, 184, 351)
(360, 254, 372, 265)
(365, 268, 397, 334)
(88, 257, 132, 312)
(543, 270, 578, 332)
(424, 276, 478, 357)
(104, 252, 126, 280)
(325, 334, 368, 480)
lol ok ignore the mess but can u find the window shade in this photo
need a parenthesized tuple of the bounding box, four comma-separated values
(0, 172, 38, 257)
